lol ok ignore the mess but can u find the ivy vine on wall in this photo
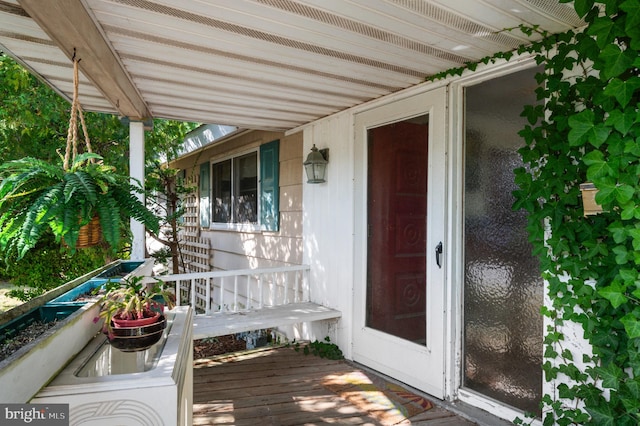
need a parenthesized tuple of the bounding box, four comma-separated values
(432, 0, 640, 424)
(515, 1, 640, 424)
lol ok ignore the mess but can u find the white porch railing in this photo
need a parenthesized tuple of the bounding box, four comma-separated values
(152, 265, 310, 315)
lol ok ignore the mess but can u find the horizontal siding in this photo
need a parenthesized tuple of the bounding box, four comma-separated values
(280, 157, 303, 187)
(205, 230, 303, 265)
(171, 130, 303, 272)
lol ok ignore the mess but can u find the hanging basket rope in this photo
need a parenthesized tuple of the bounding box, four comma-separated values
(64, 52, 94, 171)
(64, 52, 101, 247)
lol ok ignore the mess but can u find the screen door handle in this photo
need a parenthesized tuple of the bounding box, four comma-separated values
(435, 242, 443, 268)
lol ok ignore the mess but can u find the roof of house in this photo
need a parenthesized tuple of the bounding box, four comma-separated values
(0, 0, 582, 131)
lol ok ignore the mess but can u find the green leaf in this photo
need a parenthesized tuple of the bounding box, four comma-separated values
(619, 268, 638, 283)
(574, 0, 595, 17)
(617, 184, 635, 204)
(626, 379, 640, 399)
(621, 0, 640, 31)
(625, 137, 640, 156)
(629, 228, 640, 250)
(609, 222, 628, 243)
(599, 283, 628, 308)
(604, 78, 640, 108)
(599, 362, 624, 390)
(587, 16, 617, 48)
(613, 244, 630, 264)
(600, 44, 635, 79)
(606, 108, 640, 136)
(621, 313, 640, 339)
(596, 180, 635, 205)
(583, 150, 613, 179)
(621, 201, 640, 220)
(568, 109, 610, 147)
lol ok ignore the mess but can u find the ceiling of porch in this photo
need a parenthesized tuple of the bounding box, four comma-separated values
(0, 0, 582, 131)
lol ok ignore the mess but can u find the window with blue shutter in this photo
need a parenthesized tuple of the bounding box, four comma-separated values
(260, 140, 280, 231)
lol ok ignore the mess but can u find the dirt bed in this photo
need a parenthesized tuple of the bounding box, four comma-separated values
(0, 320, 59, 362)
(193, 335, 247, 359)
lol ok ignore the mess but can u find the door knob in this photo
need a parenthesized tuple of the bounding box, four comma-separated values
(435, 242, 443, 268)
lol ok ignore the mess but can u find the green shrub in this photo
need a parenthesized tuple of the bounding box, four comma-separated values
(0, 231, 110, 299)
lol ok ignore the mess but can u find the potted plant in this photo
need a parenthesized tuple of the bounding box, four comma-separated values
(0, 55, 159, 259)
(0, 153, 160, 258)
(95, 275, 175, 352)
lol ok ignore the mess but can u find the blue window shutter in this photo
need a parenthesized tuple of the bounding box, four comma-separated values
(260, 140, 280, 231)
(199, 163, 210, 228)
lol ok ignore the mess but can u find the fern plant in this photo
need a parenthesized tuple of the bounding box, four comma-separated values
(0, 152, 159, 259)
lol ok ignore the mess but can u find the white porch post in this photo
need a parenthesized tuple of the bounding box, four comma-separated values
(129, 121, 146, 260)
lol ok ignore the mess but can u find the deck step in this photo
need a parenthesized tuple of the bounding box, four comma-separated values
(191, 302, 341, 340)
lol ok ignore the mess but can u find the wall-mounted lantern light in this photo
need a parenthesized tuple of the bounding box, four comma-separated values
(304, 144, 329, 184)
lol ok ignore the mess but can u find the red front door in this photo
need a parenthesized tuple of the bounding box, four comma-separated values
(366, 119, 429, 344)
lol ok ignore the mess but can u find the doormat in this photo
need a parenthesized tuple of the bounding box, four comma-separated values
(322, 370, 433, 425)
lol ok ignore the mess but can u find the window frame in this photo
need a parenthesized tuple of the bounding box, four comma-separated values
(208, 148, 262, 232)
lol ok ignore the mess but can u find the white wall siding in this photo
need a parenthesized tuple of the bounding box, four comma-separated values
(302, 112, 355, 358)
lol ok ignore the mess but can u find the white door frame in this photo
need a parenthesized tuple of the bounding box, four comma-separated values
(446, 55, 543, 422)
(352, 86, 448, 399)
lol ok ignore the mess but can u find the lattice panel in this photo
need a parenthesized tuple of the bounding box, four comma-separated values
(175, 172, 211, 311)
(179, 173, 210, 270)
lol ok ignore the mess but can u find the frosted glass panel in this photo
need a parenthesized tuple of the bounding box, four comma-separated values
(463, 67, 542, 414)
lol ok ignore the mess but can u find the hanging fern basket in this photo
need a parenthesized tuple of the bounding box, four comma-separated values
(77, 215, 102, 248)
(66, 54, 102, 249)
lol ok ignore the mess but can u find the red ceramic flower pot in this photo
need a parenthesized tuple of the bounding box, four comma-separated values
(112, 311, 160, 328)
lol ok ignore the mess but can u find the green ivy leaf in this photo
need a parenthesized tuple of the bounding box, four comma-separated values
(621, 0, 640, 31)
(568, 110, 611, 147)
(619, 268, 638, 283)
(600, 362, 624, 390)
(625, 138, 640, 156)
(629, 228, 640, 251)
(629, 25, 640, 51)
(596, 181, 635, 205)
(618, 184, 635, 204)
(583, 150, 613, 179)
(607, 222, 628, 244)
(621, 313, 640, 339)
(600, 44, 635, 79)
(605, 109, 637, 135)
(599, 282, 628, 308)
(574, 0, 595, 17)
(587, 16, 616, 48)
(613, 244, 630, 264)
(604, 78, 640, 108)
(586, 402, 616, 426)
(626, 378, 640, 399)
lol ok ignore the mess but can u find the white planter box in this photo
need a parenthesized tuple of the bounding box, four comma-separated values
(0, 301, 102, 403)
(32, 306, 193, 426)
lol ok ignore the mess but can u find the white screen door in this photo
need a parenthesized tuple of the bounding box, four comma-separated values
(353, 87, 447, 398)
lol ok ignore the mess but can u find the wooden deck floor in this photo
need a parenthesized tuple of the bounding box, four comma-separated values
(193, 346, 477, 425)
